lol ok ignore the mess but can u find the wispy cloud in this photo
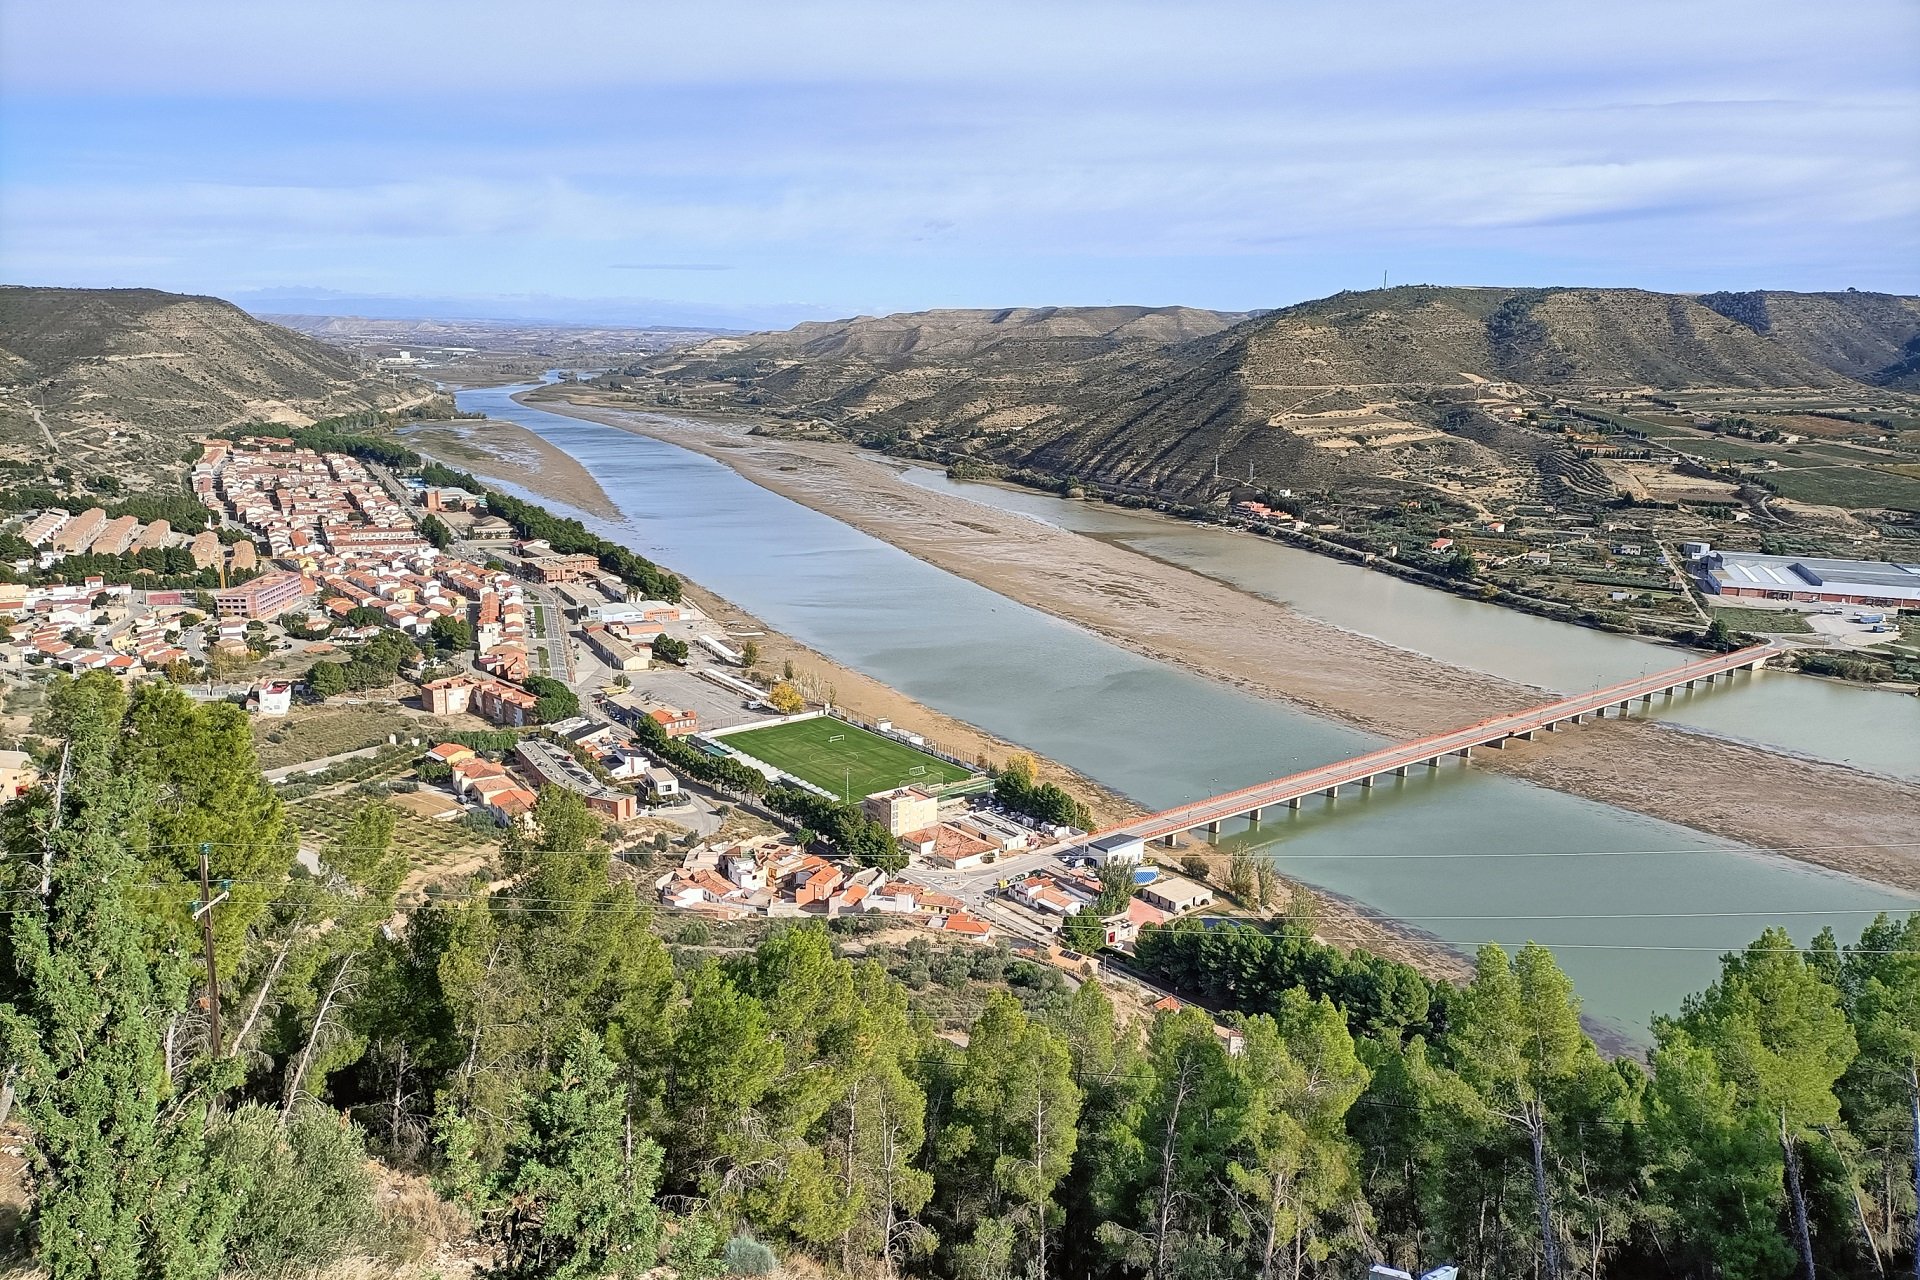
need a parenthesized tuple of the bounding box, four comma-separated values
(1, 0, 1912, 320)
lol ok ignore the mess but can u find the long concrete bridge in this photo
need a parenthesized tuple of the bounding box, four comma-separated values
(1100, 642, 1782, 845)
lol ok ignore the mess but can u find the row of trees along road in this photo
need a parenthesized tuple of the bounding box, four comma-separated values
(0, 673, 1915, 1279)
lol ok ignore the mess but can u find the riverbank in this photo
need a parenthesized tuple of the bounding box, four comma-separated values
(522, 387, 1920, 895)
(401, 407, 1474, 980)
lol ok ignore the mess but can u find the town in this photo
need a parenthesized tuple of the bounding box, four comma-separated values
(0, 435, 1233, 966)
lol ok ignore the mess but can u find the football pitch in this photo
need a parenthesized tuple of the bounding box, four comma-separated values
(719, 717, 975, 801)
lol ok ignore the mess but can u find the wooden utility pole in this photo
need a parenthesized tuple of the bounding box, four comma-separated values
(194, 843, 228, 1058)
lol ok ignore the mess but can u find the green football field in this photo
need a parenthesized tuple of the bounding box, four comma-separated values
(719, 717, 975, 800)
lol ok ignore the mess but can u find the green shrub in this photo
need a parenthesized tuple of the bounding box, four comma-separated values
(723, 1233, 777, 1275)
(208, 1103, 382, 1273)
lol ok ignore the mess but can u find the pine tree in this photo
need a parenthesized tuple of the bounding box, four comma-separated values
(484, 1032, 664, 1280)
(0, 672, 238, 1279)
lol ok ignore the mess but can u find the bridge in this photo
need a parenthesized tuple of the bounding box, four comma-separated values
(1096, 642, 1782, 846)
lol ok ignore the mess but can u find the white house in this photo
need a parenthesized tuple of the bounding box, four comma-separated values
(1082, 833, 1145, 867)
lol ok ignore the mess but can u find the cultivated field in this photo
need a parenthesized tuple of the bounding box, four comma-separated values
(719, 717, 974, 800)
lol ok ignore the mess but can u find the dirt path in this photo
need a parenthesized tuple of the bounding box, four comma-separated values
(525, 390, 1920, 896)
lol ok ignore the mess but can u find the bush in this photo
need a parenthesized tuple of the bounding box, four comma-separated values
(208, 1103, 382, 1273)
(724, 1233, 778, 1275)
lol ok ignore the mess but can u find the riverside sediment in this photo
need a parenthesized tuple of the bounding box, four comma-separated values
(522, 388, 1920, 895)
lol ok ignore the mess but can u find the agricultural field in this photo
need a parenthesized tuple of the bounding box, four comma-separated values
(253, 703, 467, 770)
(1703, 606, 1813, 635)
(290, 789, 495, 873)
(717, 716, 975, 801)
(1760, 466, 1920, 512)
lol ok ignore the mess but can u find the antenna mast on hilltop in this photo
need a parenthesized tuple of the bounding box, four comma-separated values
(1383, 268, 1389, 289)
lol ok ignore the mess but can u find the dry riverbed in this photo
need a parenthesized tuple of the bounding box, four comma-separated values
(524, 389, 1920, 897)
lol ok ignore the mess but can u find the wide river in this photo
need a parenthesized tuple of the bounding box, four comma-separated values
(442, 384, 1917, 1042)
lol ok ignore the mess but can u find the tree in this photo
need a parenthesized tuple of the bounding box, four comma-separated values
(1120, 1005, 1239, 1277)
(651, 634, 690, 665)
(1226, 992, 1373, 1277)
(427, 614, 473, 655)
(740, 640, 760, 669)
(523, 675, 580, 724)
(306, 659, 347, 700)
(344, 605, 386, 628)
(767, 682, 804, 716)
(1651, 928, 1858, 1280)
(0, 671, 239, 1279)
(940, 993, 1081, 1280)
(420, 513, 454, 551)
(467, 1032, 665, 1280)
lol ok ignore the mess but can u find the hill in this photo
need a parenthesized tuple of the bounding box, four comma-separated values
(638, 286, 1920, 507)
(0, 286, 424, 482)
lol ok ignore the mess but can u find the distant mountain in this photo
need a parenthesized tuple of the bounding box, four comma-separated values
(646, 287, 1920, 503)
(0, 286, 419, 476)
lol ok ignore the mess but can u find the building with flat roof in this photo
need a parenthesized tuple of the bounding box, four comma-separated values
(513, 738, 637, 821)
(215, 571, 306, 620)
(523, 552, 600, 584)
(1692, 547, 1920, 607)
(863, 785, 939, 837)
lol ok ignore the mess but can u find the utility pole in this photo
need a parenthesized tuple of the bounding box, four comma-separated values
(194, 843, 229, 1058)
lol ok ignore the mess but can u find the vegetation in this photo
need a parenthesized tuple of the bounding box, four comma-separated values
(416, 460, 682, 600)
(722, 715, 973, 799)
(993, 749, 1093, 829)
(0, 671, 1917, 1280)
(651, 633, 691, 665)
(764, 783, 908, 871)
(523, 673, 580, 723)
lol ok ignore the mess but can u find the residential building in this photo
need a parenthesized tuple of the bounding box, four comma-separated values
(0, 750, 39, 801)
(644, 767, 681, 800)
(1138, 874, 1214, 915)
(940, 911, 994, 943)
(426, 742, 476, 767)
(648, 707, 699, 737)
(863, 785, 939, 837)
(1081, 833, 1146, 866)
(215, 571, 306, 621)
(254, 680, 293, 717)
(523, 552, 600, 583)
(898, 822, 998, 869)
(421, 676, 474, 716)
(513, 738, 637, 821)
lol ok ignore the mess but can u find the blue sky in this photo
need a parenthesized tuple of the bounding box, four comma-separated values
(2, 0, 1915, 329)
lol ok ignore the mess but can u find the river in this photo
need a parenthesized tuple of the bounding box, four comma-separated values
(899, 468, 1920, 780)
(439, 383, 1916, 1042)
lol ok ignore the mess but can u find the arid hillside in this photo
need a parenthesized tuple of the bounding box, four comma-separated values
(0, 286, 423, 481)
(634, 286, 1920, 505)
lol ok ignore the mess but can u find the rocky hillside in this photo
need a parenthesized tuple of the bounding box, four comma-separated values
(0, 286, 422, 477)
(645, 286, 1918, 502)
(1697, 289, 1920, 387)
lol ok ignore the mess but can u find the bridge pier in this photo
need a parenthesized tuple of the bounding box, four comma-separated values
(1162, 834, 1178, 848)
(1425, 757, 1441, 768)
(1247, 807, 1264, 823)
(1455, 746, 1473, 759)
(1322, 786, 1339, 799)
(1206, 820, 1221, 835)
(1393, 765, 1409, 777)
(1360, 774, 1377, 786)
(1485, 737, 1505, 749)
(1286, 796, 1302, 809)
(1640, 693, 1653, 704)
(1515, 729, 1535, 741)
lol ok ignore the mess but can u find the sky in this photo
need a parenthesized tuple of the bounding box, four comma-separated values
(2, 0, 1916, 329)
